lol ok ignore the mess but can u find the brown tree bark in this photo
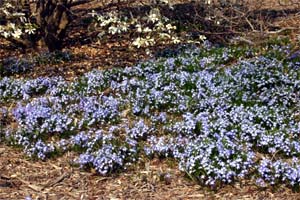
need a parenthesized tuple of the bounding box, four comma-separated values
(36, 0, 73, 52)
(2, 0, 95, 51)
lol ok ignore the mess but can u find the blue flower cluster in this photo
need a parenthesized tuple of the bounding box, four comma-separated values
(73, 129, 138, 174)
(1, 57, 33, 75)
(2, 44, 300, 188)
(258, 158, 300, 187)
(0, 76, 67, 101)
(13, 97, 73, 134)
(0, 51, 74, 76)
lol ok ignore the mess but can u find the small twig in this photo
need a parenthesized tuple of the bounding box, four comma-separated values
(245, 17, 256, 32)
(198, 30, 241, 35)
(15, 177, 43, 192)
(234, 37, 255, 45)
(0, 175, 11, 180)
(42, 172, 70, 189)
(49, 163, 62, 170)
(266, 27, 299, 34)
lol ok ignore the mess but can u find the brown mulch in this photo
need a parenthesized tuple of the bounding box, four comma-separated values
(1, 144, 300, 200)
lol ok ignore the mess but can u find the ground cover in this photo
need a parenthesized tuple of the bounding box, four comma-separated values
(2, 40, 300, 199)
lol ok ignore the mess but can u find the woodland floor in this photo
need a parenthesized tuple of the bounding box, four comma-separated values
(1, 0, 300, 199)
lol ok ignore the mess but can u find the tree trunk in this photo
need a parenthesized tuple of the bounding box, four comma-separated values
(36, 0, 72, 52)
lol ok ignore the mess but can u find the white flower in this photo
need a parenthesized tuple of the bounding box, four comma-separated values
(100, 20, 108, 27)
(155, 22, 164, 30)
(25, 28, 36, 35)
(4, 3, 13, 8)
(166, 23, 176, 30)
(120, 23, 128, 32)
(143, 27, 152, 33)
(199, 35, 207, 41)
(2, 9, 10, 16)
(148, 14, 159, 23)
(108, 26, 118, 34)
(172, 37, 180, 44)
(24, 23, 36, 35)
(2, 31, 10, 38)
(89, 10, 97, 18)
(132, 37, 143, 48)
(8, 23, 16, 29)
(136, 24, 142, 33)
(12, 28, 22, 38)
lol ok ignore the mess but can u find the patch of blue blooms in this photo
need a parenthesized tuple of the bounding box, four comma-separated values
(2, 43, 300, 188)
(1, 57, 33, 75)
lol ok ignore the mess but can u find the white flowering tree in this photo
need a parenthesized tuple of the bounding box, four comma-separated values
(0, 0, 93, 51)
(0, 1, 36, 47)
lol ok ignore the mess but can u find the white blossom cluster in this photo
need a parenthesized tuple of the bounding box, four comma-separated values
(89, 7, 204, 50)
(0, 1, 36, 39)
